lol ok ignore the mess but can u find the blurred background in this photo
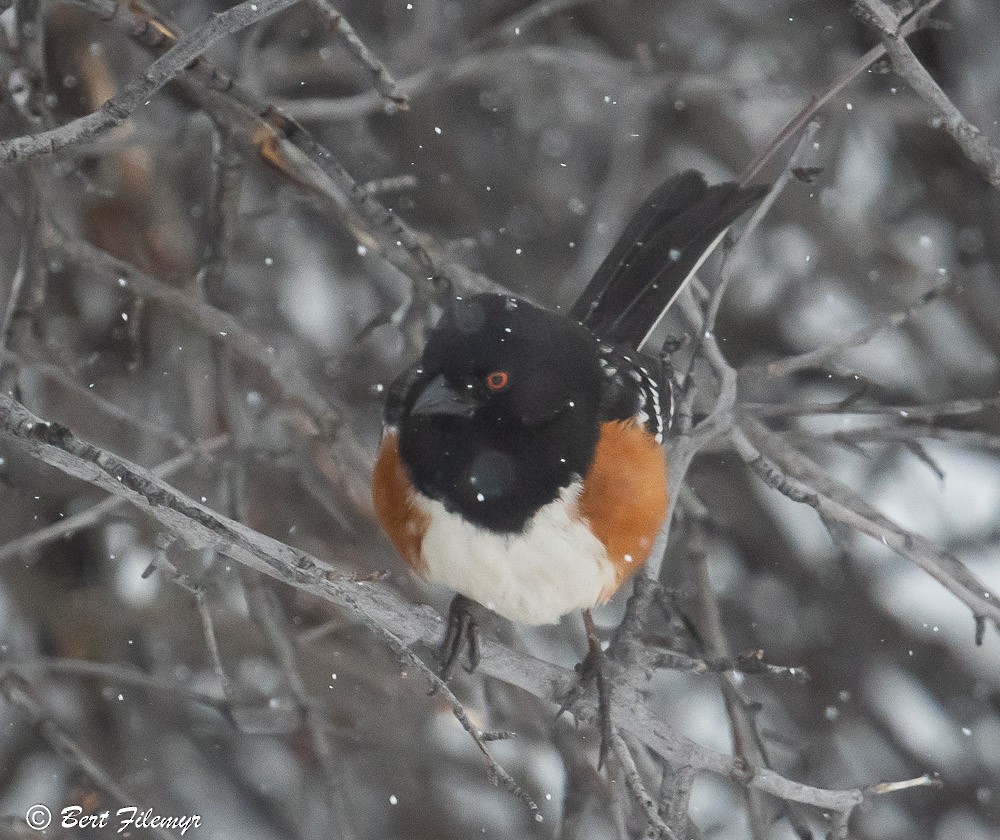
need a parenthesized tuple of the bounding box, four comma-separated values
(0, 0, 999, 838)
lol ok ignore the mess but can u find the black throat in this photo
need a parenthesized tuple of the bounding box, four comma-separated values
(399, 401, 599, 533)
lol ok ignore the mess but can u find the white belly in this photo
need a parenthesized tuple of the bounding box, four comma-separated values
(416, 483, 616, 625)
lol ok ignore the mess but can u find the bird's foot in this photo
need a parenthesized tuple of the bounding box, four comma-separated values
(557, 609, 615, 769)
(436, 594, 481, 682)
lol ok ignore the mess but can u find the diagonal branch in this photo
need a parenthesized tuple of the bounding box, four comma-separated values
(610, 732, 679, 840)
(308, 0, 407, 107)
(852, 0, 1000, 189)
(0, 0, 303, 166)
(731, 415, 1000, 640)
(740, 0, 945, 184)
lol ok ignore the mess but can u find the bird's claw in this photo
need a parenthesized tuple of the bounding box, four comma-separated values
(435, 594, 481, 685)
(556, 610, 615, 770)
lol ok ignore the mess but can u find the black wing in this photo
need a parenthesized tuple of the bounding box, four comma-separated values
(595, 344, 666, 442)
(571, 170, 767, 349)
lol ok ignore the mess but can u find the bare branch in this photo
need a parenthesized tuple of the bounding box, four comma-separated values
(67, 0, 505, 302)
(359, 174, 419, 197)
(688, 517, 770, 840)
(745, 393, 1000, 420)
(708, 121, 822, 335)
(799, 424, 1000, 454)
(0, 0, 303, 166)
(852, 0, 1000, 188)
(650, 649, 809, 682)
(44, 227, 342, 436)
(241, 567, 356, 838)
(866, 772, 942, 796)
(0, 183, 37, 363)
(196, 122, 243, 300)
(739, 0, 944, 184)
(5, 349, 190, 450)
(148, 535, 237, 700)
(656, 764, 698, 839)
(15, 656, 228, 714)
(611, 732, 679, 840)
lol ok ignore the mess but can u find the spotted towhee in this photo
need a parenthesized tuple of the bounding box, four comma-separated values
(374, 170, 765, 675)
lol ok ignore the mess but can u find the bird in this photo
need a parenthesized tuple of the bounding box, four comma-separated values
(373, 170, 766, 680)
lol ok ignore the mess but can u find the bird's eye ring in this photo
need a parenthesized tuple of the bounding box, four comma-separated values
(485, 371, 509, 391)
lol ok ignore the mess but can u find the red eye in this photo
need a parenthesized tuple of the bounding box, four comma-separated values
(485, 371, 509, 391)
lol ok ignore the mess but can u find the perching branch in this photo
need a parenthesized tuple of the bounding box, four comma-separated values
(0, 392, 914, 816)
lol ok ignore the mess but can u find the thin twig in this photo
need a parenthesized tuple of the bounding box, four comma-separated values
(610, 731, 679, 840)
(5, 349, 190, 450)
(688, 515, 770, 840)
(708, 121, 821, 335)
(744, 393, 1000, 420)
(650, 650, 809, 682)
(0, 667, 176, 840)
(0, 183, 36, 362)
(386, 633, 538, 818)
(148, 535, 237, 699)
(751, 280, 953, 378)
(241, 568, 356, 838)
(67, 0, 504, 302)
(44, 227, 343, 437)
(359, 174, 419, 197)
(16, 657, 228, 713)
(739, 0, 944, 184)
(866, 772, 942, 796)
(308, 0, 407, 107)
(197, 122, 244, 301)
(279, 44, 633, 122)
(796, 424, 1000, 454)
(830, 773, 943, 839)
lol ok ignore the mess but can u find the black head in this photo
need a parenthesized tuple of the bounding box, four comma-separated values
(397, 294, 603, 533)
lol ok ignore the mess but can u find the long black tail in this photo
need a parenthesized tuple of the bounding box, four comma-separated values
(570, 170, 767, 350)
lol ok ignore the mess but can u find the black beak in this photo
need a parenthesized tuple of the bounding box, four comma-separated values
(410, 374, 479, 419)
